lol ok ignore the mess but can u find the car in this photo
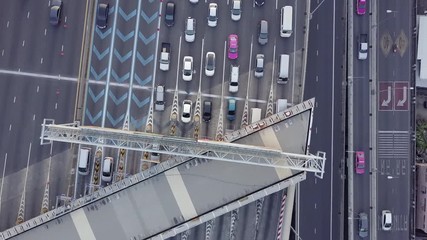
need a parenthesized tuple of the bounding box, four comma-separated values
(49, 0, 63, 26)
(382, 210, 392, 231)
(355, 151, 365, 174)
(231, 0, 242, 21)
(228, 34, 238, 59)
(227, 98, 237, 121)
(205, 52, 216, 76)
(229, 65, 239, 93)
(254, 54, 264, 78)
(151, 144, 161, 161)
(258, 20, 268, 45)
(358, 212, 368, 238)
(356, 0, 367, 15)
(255, 0, 265, 6)
(182, 56, 193, 81)
(164, 1, 175, 27)
(207, 3, 218, 27)
(182, 100, 193, 123)
(358, 34, 368, 60)
(189, 0, 199, 3)
(101, 157, 113, 182)
(185, 17, 196, 42)
(203, 100, 212, 122)
(96, 3, 109, 29)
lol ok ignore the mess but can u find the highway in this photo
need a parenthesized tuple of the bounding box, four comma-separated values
(0, 0, 85, 232)
(297, 0, 345, 239)
(375, 0, 412, 238)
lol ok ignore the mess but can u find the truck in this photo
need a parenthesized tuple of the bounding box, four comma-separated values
(159, 42, 170, 71)
(358, 34, 368, 60)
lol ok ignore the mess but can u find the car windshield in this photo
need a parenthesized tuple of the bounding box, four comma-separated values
(166, 14, 173, 20)
(208, 15, 216, 21)
(229, 110, 235, 115)
(232, 9, 240, 15)
(184, 70, 191, 76)
(183, 113, 190, 117)
(230, 82, 238, 86)
(358, 162, 365, 168)
(230, 47, 237, 53)
(359, 2, 366, 8)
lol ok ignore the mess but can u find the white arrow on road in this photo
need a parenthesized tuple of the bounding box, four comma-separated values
(397, 86, 408, 106)
(381, 86, 392, 107)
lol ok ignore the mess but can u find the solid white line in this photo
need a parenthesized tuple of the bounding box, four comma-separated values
(44, 29, 47, 36)
(221, 41, 226, 99)
(0, 153, 8, 215)
(27, 12, 30, 19)
(9, 124, 12, 131)
(330, 0, 336, 239)
(176, 36, 182, 92)
(6, 21, 9, 28)
(22, 40, 25, 47)
(24, 143, 32, 189)
(199, 38, 205, 92)
(0, 69, 77, 81)
(246, 36, 254, 97)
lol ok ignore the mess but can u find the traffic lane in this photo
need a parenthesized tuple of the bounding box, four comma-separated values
(256, 192, 281, 240)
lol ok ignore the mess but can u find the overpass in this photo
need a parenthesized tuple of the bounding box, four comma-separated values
(0, 98, 322, 240)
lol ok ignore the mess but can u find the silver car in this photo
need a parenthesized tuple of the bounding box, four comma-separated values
(254, 54, 264, 78)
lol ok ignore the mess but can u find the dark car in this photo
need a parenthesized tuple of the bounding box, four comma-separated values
(49, 0, 63, 26)
(96, 3, 109, 29)
(255, 0, 265, 7)
(203, 100, 212, 122)
(165, 2, 175, 27)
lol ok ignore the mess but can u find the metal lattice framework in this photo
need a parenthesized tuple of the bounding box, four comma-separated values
(40, 119, 326, 175)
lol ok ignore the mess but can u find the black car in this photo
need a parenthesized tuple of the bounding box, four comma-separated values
(96, 3, 109, 29)
(203, 100, 212, 122)
(49, 0, 63, 26)
(164, 1, 175, 27)
(255, 0, 265, 7)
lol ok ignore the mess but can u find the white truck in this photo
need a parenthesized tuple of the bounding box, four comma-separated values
(159, 42, 170, 71)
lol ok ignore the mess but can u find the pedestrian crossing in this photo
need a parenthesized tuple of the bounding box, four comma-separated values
(378, 131, 410, 159)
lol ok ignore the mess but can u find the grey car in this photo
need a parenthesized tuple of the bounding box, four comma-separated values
(358, 212, 368, 238)
(258, 20, 268, 45)
(49, 0, 63, 26)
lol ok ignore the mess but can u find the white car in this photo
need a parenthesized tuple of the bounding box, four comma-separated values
(185, 17, 196, 43)
(207, 3, 218, 27)
(182, 56, 193, 81)
(101, 157, 113, 182)
(229, 65, 239, 93)
(382, 210, 392, 231)
(254, 54, 264, 78)
(231, 0, 241, 21)
(181, 100, 193, 123)
(189, 0, 198, 3)
(205, 52, 215, 76)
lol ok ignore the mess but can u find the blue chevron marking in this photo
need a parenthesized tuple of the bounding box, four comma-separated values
(138, 32, 156, 45)
(114, 49, 132, 63)
(116, 29, 135, 42)
(148, 0, 155, 3)
(136, 52, 154, 66)
(140, 9, 158, 24)
(92, 46, 109, 60)
(90, 67, 107, 81)
(119, 8, 136, 21)
(111, 70, 130, 83)
(106, 112, 125, 127)
(131, 116, 147, 129)
(85, 109, 103, 124)
(88, 88, 105, 103)
(95, 27, 112, 39)
(134, 73, 152, 86)
(132, 94, 150, 108)
(109, 91, 128, 105)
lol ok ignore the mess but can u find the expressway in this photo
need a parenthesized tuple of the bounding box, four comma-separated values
(0, 0, 85, 232)
(297, 0, 345, 239)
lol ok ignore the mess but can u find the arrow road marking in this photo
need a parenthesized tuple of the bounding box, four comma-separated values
(397, 86, 407, 106)
(381, 86, 392, 107)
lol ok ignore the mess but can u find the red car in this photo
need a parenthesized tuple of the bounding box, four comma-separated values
(356, 0, 367, 15)
(355, 151, 365, 174)
(228, 34, 238, 60)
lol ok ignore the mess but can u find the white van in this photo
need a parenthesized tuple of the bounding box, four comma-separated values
(251, 108, 262, 123)
(280, 6, 293, 38)
(278, 54, 289, 84)
(78, 147, 91, 175)
(155, 85, 165, 111)
(229, 65, 239, 93)
(276, 99, 288, 113)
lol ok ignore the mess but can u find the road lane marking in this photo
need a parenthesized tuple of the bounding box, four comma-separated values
(316, 75, 318, 82)
(0, 69, 77, 81)
(317, 24, 319, 30)
(1, 49, 3, 56)
(199, 38, 205, 91)
(33, 114, 36, 120)
(64, 16, 67, 23)
(316, 50, 318, 56)
(44, 29, 47, 36)
(40, 58, 43, 64)
(22, 40, 25, 47)
(0, 153, 8, 215)
(9, 124, 11, 131)
(6, 21, 9, 28)
(27, 12, 30, 19)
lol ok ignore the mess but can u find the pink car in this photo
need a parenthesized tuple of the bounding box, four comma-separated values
(356, 0, 366, 15)
(228, 34, 238, 59)
(355, 151, 365, 174)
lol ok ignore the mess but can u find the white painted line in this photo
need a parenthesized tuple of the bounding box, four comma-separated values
(199, 38, 205, 91)
(176, 36, 182, 91)
(330, 0, 337, 238)
(71, 209, 97, 240)
(314, 203, 317, 209)
(22, 40, 25, 47)
(27, 12, 30, 19)
(64, 16, 67, 23)
(317, 24, 319, 30)
(315, 127, 318, 134)
(33, 114, 36, 121)
(9, 124, 11, 131)
(165, 168, 197, 220)
(0, 69, 77, 82)
(6, 21, 9, 28)
(61, 45, 64, 51)
(40, 58, 43, 64)
(316, 75, 318, 82)
(246, 36, 254, 97)
(44, 29, 47, 36)
(37, 86, 39, 92)
(221, 40, 226, 100)
(316, 50, 318, 56)
(24, 142, 32, 185)
(1, 49, 3, 56)
(55, 103, 58, 110)
(0, 153, 8, 215)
